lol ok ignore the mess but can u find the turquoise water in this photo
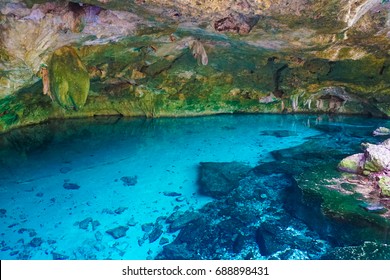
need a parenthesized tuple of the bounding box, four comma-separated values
(0, 114, 390, 260)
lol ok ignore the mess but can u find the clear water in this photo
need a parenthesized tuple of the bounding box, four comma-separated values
(0, 114, 389, 260)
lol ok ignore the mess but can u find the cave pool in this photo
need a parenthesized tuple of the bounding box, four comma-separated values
(1, 114, 390, 260)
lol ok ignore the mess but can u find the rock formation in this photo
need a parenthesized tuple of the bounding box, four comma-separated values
(0, 0, 389, 131)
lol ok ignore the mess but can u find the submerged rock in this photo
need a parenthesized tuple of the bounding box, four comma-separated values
(29, 237, 43, 247)
(63, 182, 81, 190)
(120, 176, 138, 186)
(198, 162, 251, 198)
(106, 226, 129, 239)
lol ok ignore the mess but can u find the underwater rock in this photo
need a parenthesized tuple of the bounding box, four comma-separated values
(198, 162, 251, 198)
(168, 211, 201, 233)
(63, 182, 81, 190)
(106, 226, 129, 239)
(114, 207, 128, 214)
(49, 46, 90, 110)
(78, 217, 93, 230)
(120, 176, 138, 186)
(159, 237, 169, 245)
(29, 237, 43, 248)
(322, 241, 390, 260)
(141, 223, 154, 232)
(338, 153, 365, 174)
(373, 127, 390, 136)
(149, 224, 163, 243)
(163, 191, 182, 197)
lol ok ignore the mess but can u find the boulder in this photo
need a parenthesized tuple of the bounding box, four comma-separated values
(373, 127, 390, 136)
(378, 176, 390, 197)
(337, 153, 365, 174)
(106, 226, 129, 239)
(49, 46, 90, 110)
(363, 144, 390, 174)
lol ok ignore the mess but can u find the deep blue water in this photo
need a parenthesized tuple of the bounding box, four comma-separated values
(0, 114, 390, 260)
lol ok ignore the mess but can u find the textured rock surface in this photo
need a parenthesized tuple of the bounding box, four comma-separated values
(49, 46, 90, 110)
(0, 0, 390, 131)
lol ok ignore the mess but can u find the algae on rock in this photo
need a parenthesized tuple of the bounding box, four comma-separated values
(49, 46, 90, 110)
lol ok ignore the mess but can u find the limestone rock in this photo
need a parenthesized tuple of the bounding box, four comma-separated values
(363, 144, 390, 174)
(337, 153, 365, 174)
(49, 46, 90, 110)
(378, 176, 390, 197)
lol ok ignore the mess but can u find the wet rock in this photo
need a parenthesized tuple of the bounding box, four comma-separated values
(363, 143, 390, 174)
(198, 162, 251, 198)
(63, 182, 80, 190)
(214, 13, 259, 34)
(106, 226, 129, 239)
(168, 211, 201, 233)
(338, 153, 365, 174)
(79, 217, 93, 230)
(29, 237, 43, 247)
(163, 191, 182, 197)
(373, 127, 390, 136)
(149, 225, 163, 243)
(120, 176, 138, 186)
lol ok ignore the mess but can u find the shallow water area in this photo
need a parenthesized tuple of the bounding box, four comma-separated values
(0, 114, 390, 260)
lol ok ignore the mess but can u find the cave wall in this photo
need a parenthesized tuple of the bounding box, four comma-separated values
(0, 0, 389, 132)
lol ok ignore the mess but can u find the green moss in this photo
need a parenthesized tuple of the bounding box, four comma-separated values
(49, 46, 90, 110)
(378, 177, 390, 197)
